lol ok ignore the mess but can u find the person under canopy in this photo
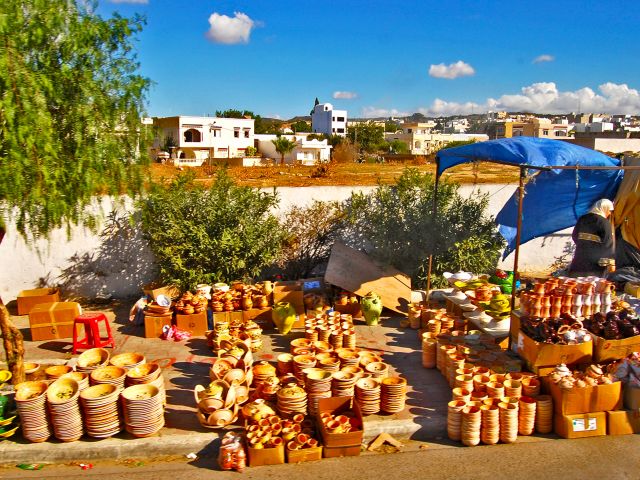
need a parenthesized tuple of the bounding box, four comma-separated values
(568, 199, 616, 277)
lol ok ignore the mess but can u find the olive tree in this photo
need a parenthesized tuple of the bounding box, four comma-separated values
(0, 0, 150, 383)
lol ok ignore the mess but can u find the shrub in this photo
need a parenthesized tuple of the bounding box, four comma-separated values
(340, 168, 504, 288)
(138, 170, 284, 290)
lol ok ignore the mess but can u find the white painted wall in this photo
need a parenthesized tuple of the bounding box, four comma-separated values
(311, 103, 347, 137)
(0, 185, 572, 302)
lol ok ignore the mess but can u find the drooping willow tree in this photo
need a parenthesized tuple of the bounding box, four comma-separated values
(0, 0, 151, 383)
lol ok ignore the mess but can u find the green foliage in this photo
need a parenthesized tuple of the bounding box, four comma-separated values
(290, 121, 311, 133)
(0, 0, 151, 237)
(139, 170, 285, 290)
(387, 140, 409, 154)
(271, 136, 297, 165)
(439, 140, 476, 151)
(347, 122, 385, 153)
(385, 121, 399, 133)
(341, 168, 504, 288)
(255, 116, 283, 134)
(245, 146, 258, 157)
(162, 134, 177, 152)
(215, 109, 255, 119)
(275, 201, 344, 279)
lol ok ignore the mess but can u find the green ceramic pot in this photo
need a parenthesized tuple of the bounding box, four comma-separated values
(361, 292, 383, 326)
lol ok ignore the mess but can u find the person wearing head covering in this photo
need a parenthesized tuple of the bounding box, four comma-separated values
(567, 199, 615, 277)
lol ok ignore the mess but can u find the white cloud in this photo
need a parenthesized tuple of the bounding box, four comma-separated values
(428, 61, 475, 79)
(109, 0, 148, 3)
(533, 54, 555, 64)
(333, 91, 358, 100)
(362, 82, 640, 117)
(206, 12, 255, 44)
(361, 107, 411, 118)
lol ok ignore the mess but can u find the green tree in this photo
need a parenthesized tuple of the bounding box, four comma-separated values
(215, 109, 255, 119)
(272, 136, 297, 165)
(0, 0, 150, 383)
(139, 171, 284, 289)
(387, 139, 409, 154)
(385, 120, 399, 133)
(290, 120, 311, 133)
(341, 169, 504, 288)
(347, 121, 385, 153)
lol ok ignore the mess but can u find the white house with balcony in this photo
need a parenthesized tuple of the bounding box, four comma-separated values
(255, 134, 332, 165)
(311, 103, 347, 137)
(152, 116, 255, 166)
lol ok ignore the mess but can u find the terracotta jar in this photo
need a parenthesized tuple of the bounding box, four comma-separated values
(242, 295, 253, 311)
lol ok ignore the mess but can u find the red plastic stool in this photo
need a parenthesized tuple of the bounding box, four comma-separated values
(73, 312, 116, 354)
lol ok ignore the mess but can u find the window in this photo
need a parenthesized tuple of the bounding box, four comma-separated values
(415, 141, 421, 149)
(332, 117, 335, 121)
(184, 128, 201, 143)
(407, 129, 412, 133)
(234, 129, 240, 138)
(244, 129, 250, 138)
(543, 129, 549, 136)
(555, 130, 567, 137)
(513, 130, 523, 136)
(212, 128, 221, 138)
(337, 116, 345, 122)
(337, 128, 344, 133)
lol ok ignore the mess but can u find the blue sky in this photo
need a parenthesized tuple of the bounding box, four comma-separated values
(100, 0, 640, 119)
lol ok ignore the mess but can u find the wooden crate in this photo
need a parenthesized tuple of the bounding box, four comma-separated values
(17, 288, 60, 315)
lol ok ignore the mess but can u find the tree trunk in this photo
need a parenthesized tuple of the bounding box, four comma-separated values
(0, 226, 25, 385)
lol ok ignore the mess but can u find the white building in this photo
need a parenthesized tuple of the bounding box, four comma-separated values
(152, 116, 255, 166)
(573, 122, 615, 133)
(255, 134, 331, 165)
(311, 103, 347, 137)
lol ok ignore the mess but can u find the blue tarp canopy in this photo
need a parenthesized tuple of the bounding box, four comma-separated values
(435, 137, 623, 258)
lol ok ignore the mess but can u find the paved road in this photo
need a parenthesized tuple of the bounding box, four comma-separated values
(3, 435, 638, 480)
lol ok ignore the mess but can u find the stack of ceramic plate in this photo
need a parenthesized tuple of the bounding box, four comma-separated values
(276, 384, 308, 418)
(76, 348, 110, 374)
(110, 352, 146, 370)
(80, 384, 122, 438)
(365, 361, 389, 379)
(317, 356, 340, 373)
(355, 377, 381, 415)
(292, 355, 316, 383)
(126, 364, 166, 405)
(380, 377, 407, 414)
(46, 378, 83, 442)
(45, 365, 74, 380)
(121, 384, 164, 438)
(15, 381, 51, 443)
(335, 348, 360, 368)
(277, 353, 294, 376)
(60, 371, 90, 391)
(302, 368, 333, 415)
(90, 366, 126, 389)
(331, 371, 358, 397)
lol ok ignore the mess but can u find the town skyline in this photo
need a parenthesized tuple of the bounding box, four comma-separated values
(100, 0, 640, 119)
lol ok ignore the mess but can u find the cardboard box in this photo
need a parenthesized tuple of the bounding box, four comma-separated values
(515, 331, 592, 374)
(624, 282, 640, 298)
(247, 443, 285, 467)
(144, 314, 172, 338)
(317, 397, 363, 448)
(547, 379, 622, 415)
(212, 311, 244, 326)
(286, 445, 323, 463)
(554, 411, 607, 439)
(593, 334, 640, 363)
(28, 301, 81, 341)
(607, 410, 640, 435)
(242, 308, 273, 329)
(175, 312, 208, 336)
(17, 288, 60, 315)
(322, 444, 361, 458)
(624, 385, 640, 410)
(142, 283, 180, 301)
(273, 281, 305, 314)
(334, 303, 362, 318)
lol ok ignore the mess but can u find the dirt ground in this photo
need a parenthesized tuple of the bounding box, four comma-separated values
(148, 161, 520, 188)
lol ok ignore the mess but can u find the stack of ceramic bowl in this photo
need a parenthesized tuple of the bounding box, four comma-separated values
(503, 379, 522, 398)
(290, 338, 313, 354)
(522, 377, 541, 397)
(535, 395, 553, 433)
(46, 378, 83, 442)
(60, 371, 90, 391)
(252, 361, 277, 388)
(80, 384, 122, 438)
(45, 365, 74, 380)
(329, 331, 343, 350)
(342, 329, 357, 349)
(277, 353, 294, 376)
(304, 328, 318, 342)
(15, 381, 51, 443)
(293, 355, 316, 383)
(480, 403, 499, 445)
(380, 377, 407, 414)
(121, 384, 164, 438)
(76, 348, 110, 374)
(365, 361, 389, 379)
(331, 371, 358, 397)
(302, 368, 332, 416)
(461, 406, 481, 447)
(110, 352, 145, 371)
(355, 377, 381, 415)
(447, 400, 465, 441)
(335, 348, 360, 368)
(315, 326, 330, 343)
(498, 402, 518, 444)
(421, 337, 437, 368)
(90, 366, 126, 390)
(126, 363, 165, 404)
(317, 356, 340, 373)
(276, 384, 307, 418)
(518, 396, 536, 436)
(358, 351, 382, 368)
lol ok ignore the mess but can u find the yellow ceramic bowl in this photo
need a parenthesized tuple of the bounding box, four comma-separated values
(0, 424, 20, 438)
(0, 370, 11, 383)
(0, 415, 16, 426)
